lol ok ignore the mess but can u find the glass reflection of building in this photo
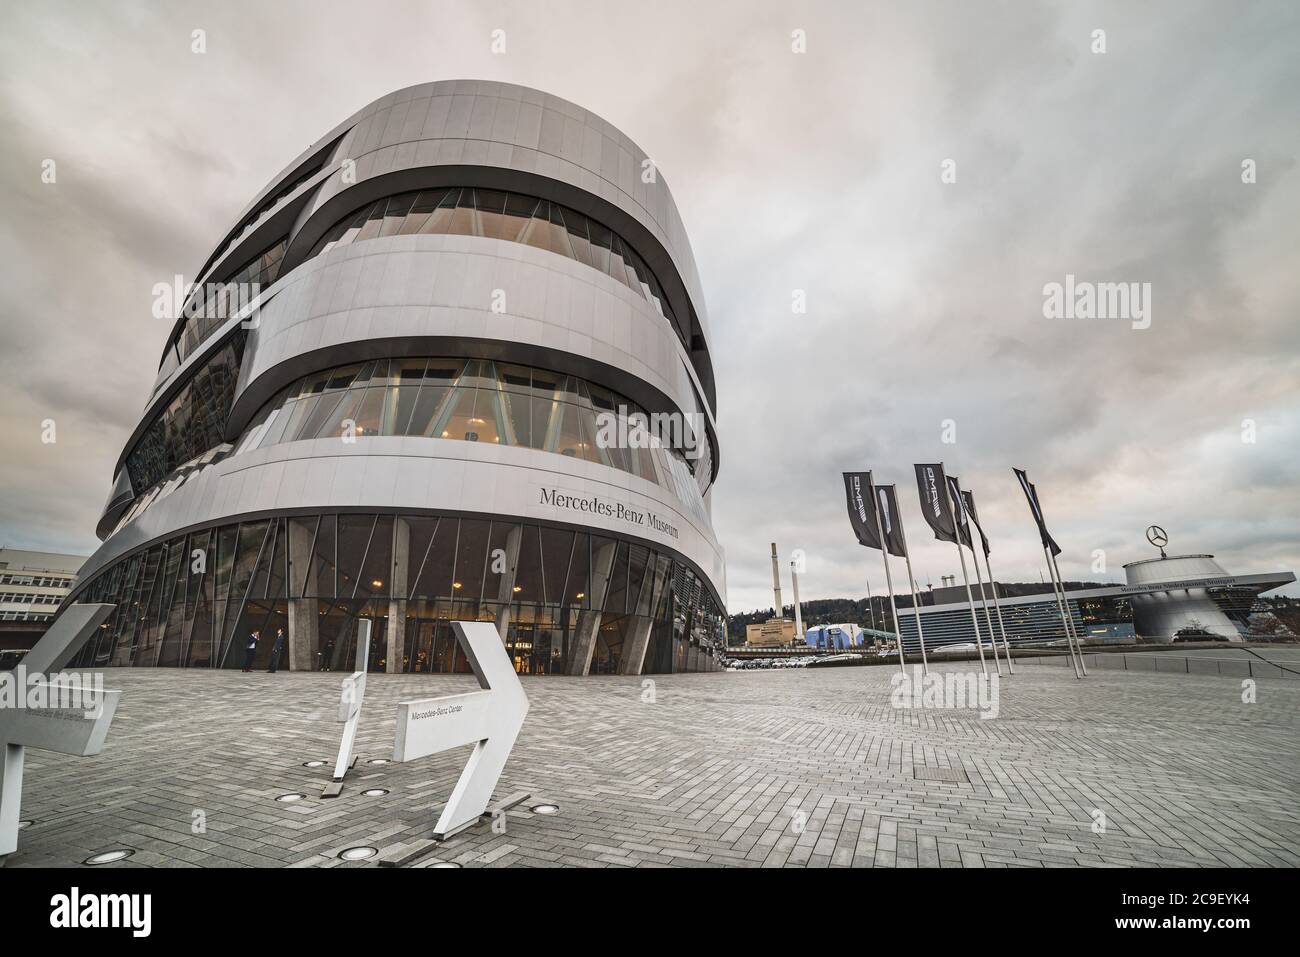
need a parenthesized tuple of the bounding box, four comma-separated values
(66, 81, 726, 676)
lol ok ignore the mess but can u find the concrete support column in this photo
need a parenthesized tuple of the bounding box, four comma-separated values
(386, 518, 410, 673)
(566, 541, 617, 676)
(617, 618, 655, 676)
(287, 600, 318, 671)
(618, 557, 670, 676)
(492, 525, 523, 642)
(287, 518, 319, 671)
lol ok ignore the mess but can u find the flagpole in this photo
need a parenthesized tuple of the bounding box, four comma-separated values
(868, 477, 906, 676)
(981, 552, 1015, 674)
(1013, 468, 1082, 679)
(1042, 545, 1083, 679)
(952, 540, 988, 676)
(962, 488, 1014, 676)
(896, 518, 930, 677)
(1046, 548, 1085, 676)
(970, 548, 1004, 677)
(1048, 550, 1089, 677)
(865, 578, 877, 633)
(942, 470, 988, 677)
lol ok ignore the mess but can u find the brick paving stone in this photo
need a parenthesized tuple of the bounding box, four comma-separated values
(3, 663, 1297, 867)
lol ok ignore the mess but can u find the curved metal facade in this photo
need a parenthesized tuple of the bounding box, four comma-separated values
(70, 80, 726, 677)
(1123, 555, 1243, 640)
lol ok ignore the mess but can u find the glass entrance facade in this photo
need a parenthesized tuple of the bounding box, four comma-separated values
(70, 512, 725, 675)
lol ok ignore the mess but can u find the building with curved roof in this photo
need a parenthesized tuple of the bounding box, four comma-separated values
(66, 80, 726, 676)
(897, 551, 1293, 649)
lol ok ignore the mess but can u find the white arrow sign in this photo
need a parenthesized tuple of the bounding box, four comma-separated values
(322, 619, 370, 797)
(393, 620, 529, 840)
(1, 603, 118, 858)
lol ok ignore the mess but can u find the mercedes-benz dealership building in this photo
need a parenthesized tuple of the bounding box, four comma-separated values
(64, 80, 726, 676)
(897, 552, 1294, 649)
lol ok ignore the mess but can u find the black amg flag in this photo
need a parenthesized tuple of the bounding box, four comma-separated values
(843, 471, 883, 550)
(1013, 467, 1062, 557)
(945, 474, 975, 550)
(875, 484, 908, 559)
(962, 490, 991, 559)
(913, 464, 958, 544)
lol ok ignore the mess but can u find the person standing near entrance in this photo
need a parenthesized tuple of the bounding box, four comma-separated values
(267, 627, 286, 673)
(242, 629, 260, 672)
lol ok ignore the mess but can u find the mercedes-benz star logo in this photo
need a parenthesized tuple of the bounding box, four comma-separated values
(1146, 525, 1168, 548)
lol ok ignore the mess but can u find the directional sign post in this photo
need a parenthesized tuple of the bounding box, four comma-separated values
(321, 619, 371, 799)
(393, 621, 530, 841)
(1, 603, 118, 860)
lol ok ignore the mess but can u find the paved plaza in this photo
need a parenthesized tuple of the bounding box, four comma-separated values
(8, 659, 1299, 868)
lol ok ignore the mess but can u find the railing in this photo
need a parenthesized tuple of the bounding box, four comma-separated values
(1014, 650, 1298, 679)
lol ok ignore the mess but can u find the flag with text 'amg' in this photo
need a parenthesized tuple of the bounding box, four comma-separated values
(913, 464, 958, 544)
(843, 471, 884, 550)
(1013, 467, 1062, 557)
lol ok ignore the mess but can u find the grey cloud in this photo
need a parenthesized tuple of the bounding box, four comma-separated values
(0, 0, 1294, 612)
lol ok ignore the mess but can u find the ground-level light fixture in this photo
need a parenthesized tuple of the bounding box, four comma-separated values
(84, 849, 134, 865)
(276, 792, 307, 803)
(362, 788, 389, 797)
(339, 846, 378, 861)
(530, 803, 560, 816)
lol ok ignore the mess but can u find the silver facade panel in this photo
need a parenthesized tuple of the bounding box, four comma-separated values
(152, 80, 714, 417)
(229, 235, 712, 443)
(78, 438, 726, 605)
(302, 82, 712, 357)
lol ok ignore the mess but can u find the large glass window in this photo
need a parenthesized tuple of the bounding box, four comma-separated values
(127, 336, 246, 493)
(69, 513, 724, 676)
(308, 187, 680, 337)
(234, 357, 715, 515)
(165, 238, 287, 369)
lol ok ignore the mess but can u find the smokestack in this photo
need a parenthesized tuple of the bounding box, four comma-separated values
(790, 560, 804, 640)
(770, 542, 783, 615)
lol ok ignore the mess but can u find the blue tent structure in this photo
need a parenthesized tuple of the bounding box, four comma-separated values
(804, 623, 866, 650)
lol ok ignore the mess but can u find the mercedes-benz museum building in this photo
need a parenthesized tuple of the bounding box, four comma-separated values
(63, 80, 726, 676)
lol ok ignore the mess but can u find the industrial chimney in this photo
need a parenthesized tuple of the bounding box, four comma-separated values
(790, 559, 804, 639)
(770, 542, 783, 615)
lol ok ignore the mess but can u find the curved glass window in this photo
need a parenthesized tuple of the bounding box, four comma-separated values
(69, 512, 726, 676)
(159, 237, 287, 373)
(128, 336, 245, 494)
(235, 357, 713, 511)
(308, 188, 679, 336)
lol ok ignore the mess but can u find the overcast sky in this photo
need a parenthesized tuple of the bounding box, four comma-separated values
(1, 0, 1297, 611)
